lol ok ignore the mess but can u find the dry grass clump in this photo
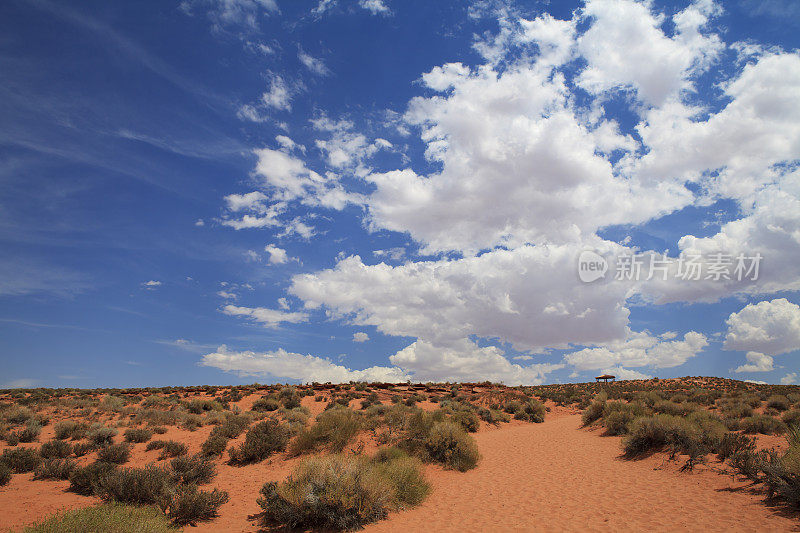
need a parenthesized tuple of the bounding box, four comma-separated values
(170, 454, 216, 485)
(53, 420, 88, 440)
(228, 419, 289, 465)
(123, 427, 153, 443)
(258, 452, 429, 530)
(146, 439, 187, 460)
(166, 485, 229, 525)
(87, 424, 118, 446)
(0, 447, 42, 473)
(20, 503, 174, 533)
(741, 414, 786, 435)
(69, 461, 117, 495)
(290, 407, 360, 456)
(97, 443, 132, 464)
(767, 395, 791, 412)
(33, 457, 77, 480)
(39, 439, 73, 458)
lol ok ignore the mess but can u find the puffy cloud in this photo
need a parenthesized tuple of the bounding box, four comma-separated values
(260, 74, 292, 110)
(201, 345, 408, 383)
(291, 241, 632, 354)
(298, 50, 330, 76)
(564, 329, 708, 370)
(221, 304, 308, 328)
(359, 0, 390, 16)
(576, 0, 722, 107)
(353, 331, 369, 342)
(389, 339, 563, 386)
(217, 290, 238, 300)
(724, 298, 800, 356)
(264, 244, 289, 264)
(599, 366, 653, 380)
(733, 352, 774, 373)
(782, 372, 799, 385)
(141, 280, 162, 289)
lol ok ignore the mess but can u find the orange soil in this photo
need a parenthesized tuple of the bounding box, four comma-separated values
(1, 403, 796, 532)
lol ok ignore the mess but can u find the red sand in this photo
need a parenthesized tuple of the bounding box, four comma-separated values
(1, 406, 795, 532)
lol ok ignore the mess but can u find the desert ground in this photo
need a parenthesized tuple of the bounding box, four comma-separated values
(1, 377, 799, 532)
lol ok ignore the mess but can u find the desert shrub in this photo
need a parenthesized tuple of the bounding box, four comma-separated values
(623, 414, 710, 463)
(166, 485, 229, 525)
(741, 414, 786, 435)
(720, 401, 754, 419)
(653, 400, 697, 416)
(201, 432, 229, 458)
(40, 439, 73, 458)
(5, 431, 20, 446)
(152, 426, 168, 434)
(186, 399, 222, 414)
(717, 432, 756, 461)
(767, 395, 791, 412)
(290, 408, 360, 456)
(0, 447, 42, 473)
(582, 392, 608, 426)
(371, 452, 431, 506)
(6, 406, 33, 424)
(181, 414, 203, 431)
(251, 397, 280, 412)
(783, 409, 800, 427)
(97, 443, 132, 464)
(87, 425, 118, 446)
(68, 462, 117, 495)
(95, 464, 174, 505)
(422, 420, 480, 472)
(449, 409, 481, 431)
(170, 454, 216, 485)
(34, 457, 77, 480)
(146, 439, 187, 460)
(229, 419, 289, 465)
(279, 387, 301, 409)
(54, 420, 88, 440)
(512, 399, 546, 423)
(123, 428, 153, 443)
(258, 453, 428, 530)
(20, 503, 174, 533)
(72, 442, 97, 457)
(0, 463, 12, 486)
(477, 407, 510, 425)
(216, 413, 252, 438)
(18, 420, 42, 442)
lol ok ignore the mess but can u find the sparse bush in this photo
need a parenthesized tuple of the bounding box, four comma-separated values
(18, 420, 42, 442)
(7, 406, 33, 424)
(124, 428, 153, 443)
(72, 442, 97, 457)
(783, 409, 800, 427)
(0, 447, 42, 473)
(170, 454, 216, 485)
(40, 439, 73, 458)
(20, 503, 174, 533)
(69, 462, 117, 495)
(54, 420, 87, 440)
(477, 407, 510, 425)
(582, 392, 608, 426)
(87, 425, 118, 446)
(34, 457, 77, 480)
(512, 399, 546, 423)
(0, 463, 12, 486)
(422, 420, 480, 472)
(166, 485, 229, 525)
(229, 419, 289, 465)
(95, 464, 174, 505)
(717, 432, 756, 461)
(290, 407, 360, 456)
(97, 443, 132, 464)
(258, 453, 429, 530)
(741, 414, 786, 435)
(251, 397, 280, 412)
(767, 395, 791, 412)
(201, 433, 229, 457)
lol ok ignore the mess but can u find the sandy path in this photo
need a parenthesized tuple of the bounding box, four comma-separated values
(366, 411, 797, 533)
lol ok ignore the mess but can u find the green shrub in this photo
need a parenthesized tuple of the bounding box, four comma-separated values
(258, 453, 428, 530)
(97, 443, 132, 464)
(95, 464, 175, 505)
(18, 421, 42, 442)
(290, 408, 360, 456)
(33, 457, 77, 480)
(166, 485, 229, 525)
(6, 406, 33, 424)
(229, 419, 289, 465)
(146, 440, 187, 460)
(19, 503, 174, 533)
(477, 407, 510, 424)
(0, 463, 12, 486)
(767, 395, 791, 412)
(200, 433, 228, 457)
(512, 399, 546, 423)
(251, 397, 280, 412)
(622, 414, 710, 462)
(72, 442, 97, 457)
(123, 428, 153, 443)
(422, 420, 480, 472)
(783, 409, 800, 427)
(0, 447, 42, 473)
(741, 414, 786, 435)
(40, 439, 73, 459)
(717, 432, 756, 461)
(170, 454, 216, 485)
(581, 392, 607, 425)
(720, 401, 754, 419)
(53, 420, 87, 440)
(87, 425, 118, 446)
(68, 462, 117, 495)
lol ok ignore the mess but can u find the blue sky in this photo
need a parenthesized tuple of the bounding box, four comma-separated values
(1, 0, 799, 388)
